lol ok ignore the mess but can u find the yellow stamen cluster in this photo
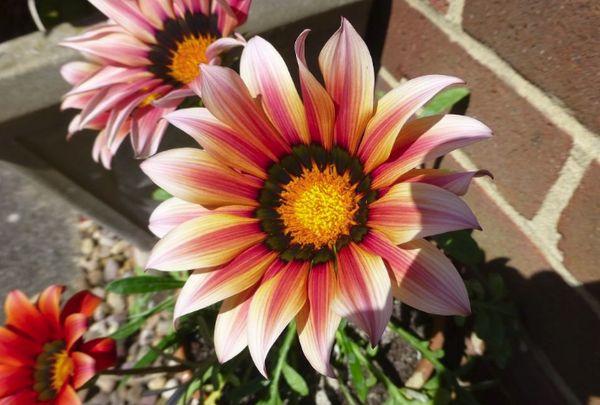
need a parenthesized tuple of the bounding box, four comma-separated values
(168, 34, 216, 84)
(140, 92, 159, 107)
(51, 350, 74, 391)
(277, 165, 361, 249)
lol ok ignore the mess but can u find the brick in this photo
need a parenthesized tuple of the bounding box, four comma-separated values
(558, 162, 600, 298)
(463, 0, 600, 134)
(443, 155, 600, 403)
(380, 1, 572, 218)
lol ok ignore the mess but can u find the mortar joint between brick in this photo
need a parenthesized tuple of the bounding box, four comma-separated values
(446, 0, 464, 26)
(404, 0, 600, 161)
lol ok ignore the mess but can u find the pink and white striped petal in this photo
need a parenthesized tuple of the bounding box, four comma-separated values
(335, 243, 392, 346)
(61, 33, 151, 67)
(369, 182, 480, 245)
(295, 30, 335, 149)
(174, 244, 277, 319)
(149, 198, 209, 237)
(214, 287, 255, 363)
(152, 87, 195, 107)
(248, 261, 309, 377)
(372, 114, 492, 189)
(131, 104, 177, 158)
(141, 148, 263, 207)
(194, 65, 290, 159)
(395, 169, 493, 196)
(146, 214, 263, 271)
(87, 0, 157, 43)
(164, 108, 270, 178)
(362, 231, 470, 315)
(359, 75, 463, 172)
(297, 262, 340, 377)
(139, 0, 175, 29)
(241, 36, 310, 145)
(206, 36, 246, 62)
(319, 18, 374, 154)
(64, 66, 152, 97)
(215, 0, 252, 36)
(60, 61, 101, 86)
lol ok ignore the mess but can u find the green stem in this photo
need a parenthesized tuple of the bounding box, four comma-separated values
(268, 322, 297, 399)
(387, 323, 447, 372)
(99, 364, 189, 376)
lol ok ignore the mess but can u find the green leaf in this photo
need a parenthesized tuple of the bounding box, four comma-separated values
(119, 333, 179, 387)
(419, 87, 470, 117)
(487, 273, 505, 301)
(152, 188, 172, 201)
(282, 363, 309, 396)
(110, 298, 174, 339)
(106, 276, 184, 294)
(435, 230, 484, 266)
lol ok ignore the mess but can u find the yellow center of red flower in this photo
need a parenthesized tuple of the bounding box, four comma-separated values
(277, 165, 361, 249)
(169, 34, 216, 84)
(33, 340, 74, 401)
(51, 350, 74, 391)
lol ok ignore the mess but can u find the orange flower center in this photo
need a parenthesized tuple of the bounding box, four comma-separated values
(168, 34, 216, 84)
(33, 340, 74, 401)
(51, 350, 74, 391)
(277, 165, 361, 249)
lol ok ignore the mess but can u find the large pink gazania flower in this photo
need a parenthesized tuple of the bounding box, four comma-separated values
(60, 0, 251, 169)
(141, 19, 492, 377)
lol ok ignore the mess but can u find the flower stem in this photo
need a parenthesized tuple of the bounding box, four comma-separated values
(268, 321, 296, 399)
(99, 364, 189, 376)
(387, 323, 447, 372)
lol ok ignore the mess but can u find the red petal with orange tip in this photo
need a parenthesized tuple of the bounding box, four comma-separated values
(80, 338, 117, 371)
(60, 290, 101, 322)
(4, 290, 50, 343)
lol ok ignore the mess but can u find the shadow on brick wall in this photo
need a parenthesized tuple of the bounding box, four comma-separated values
(483, 258, 599, 404)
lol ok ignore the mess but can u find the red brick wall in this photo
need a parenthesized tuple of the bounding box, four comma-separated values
(377, 0, 599, 403)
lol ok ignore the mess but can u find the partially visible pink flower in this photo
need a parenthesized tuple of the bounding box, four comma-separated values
(141, 19, 492, 377)
(60, 0, 252, 169)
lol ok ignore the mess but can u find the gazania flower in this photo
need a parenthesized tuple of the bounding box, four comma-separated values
(60, 0, 252, 168)
(141, 19, 492, 376)
(0, 286, 116, 403)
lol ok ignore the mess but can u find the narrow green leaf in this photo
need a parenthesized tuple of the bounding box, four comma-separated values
(106, 276, 184, 294)
(282, 363, 309, 396)
(110, 298, 174, 339)
(419, 87, 470, 117)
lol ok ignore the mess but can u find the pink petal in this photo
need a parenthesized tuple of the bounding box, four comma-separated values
(149, 197, 209, 237)
(65, 66, 151, 97)
(141, 148, 262, 207)
(61, 32, 151, 67)
(215, 0, 252, 36)
(362, 231, 470, 315)
(295, 30, 335, 150)
(359, 75, 464, 172)
(165, 108, 270, 178)
(369, 182, 480, 244)
(248, 261, 309, 377)
(296, 262, 340, 376)
(240, 36, 310, 145)
(146, 214, 263, 271)
(372, 114, 492, 189)
(335, 243, 392, 346)
(206, 36, 246, 61)
(131, 104, 177, 158)
(396, 169, 493, 196)
(194, 65, 290, 160)
(319, 18, 374, 154)
(87, 0, 156, 43)
(60, 61, 101, 85)
(139, 0, 175, 28)
(152, 87, 195, 107)
(214, 287, 254, 363)
(174, 244, 276, 319)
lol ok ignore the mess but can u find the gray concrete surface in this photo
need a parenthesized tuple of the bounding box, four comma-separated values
(0, 157, 80, 302)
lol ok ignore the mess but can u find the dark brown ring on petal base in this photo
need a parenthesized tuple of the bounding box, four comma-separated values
(147, 12, 220, 87)
(257, 145, 376, 264)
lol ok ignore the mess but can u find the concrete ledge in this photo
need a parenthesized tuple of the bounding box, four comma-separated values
(0, 0, 365, 123)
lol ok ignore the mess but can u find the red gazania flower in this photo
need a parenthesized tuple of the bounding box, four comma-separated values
(60, 0, 252, 168)
(141, 19, 492, 376)
(0, 286, 116, 404)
